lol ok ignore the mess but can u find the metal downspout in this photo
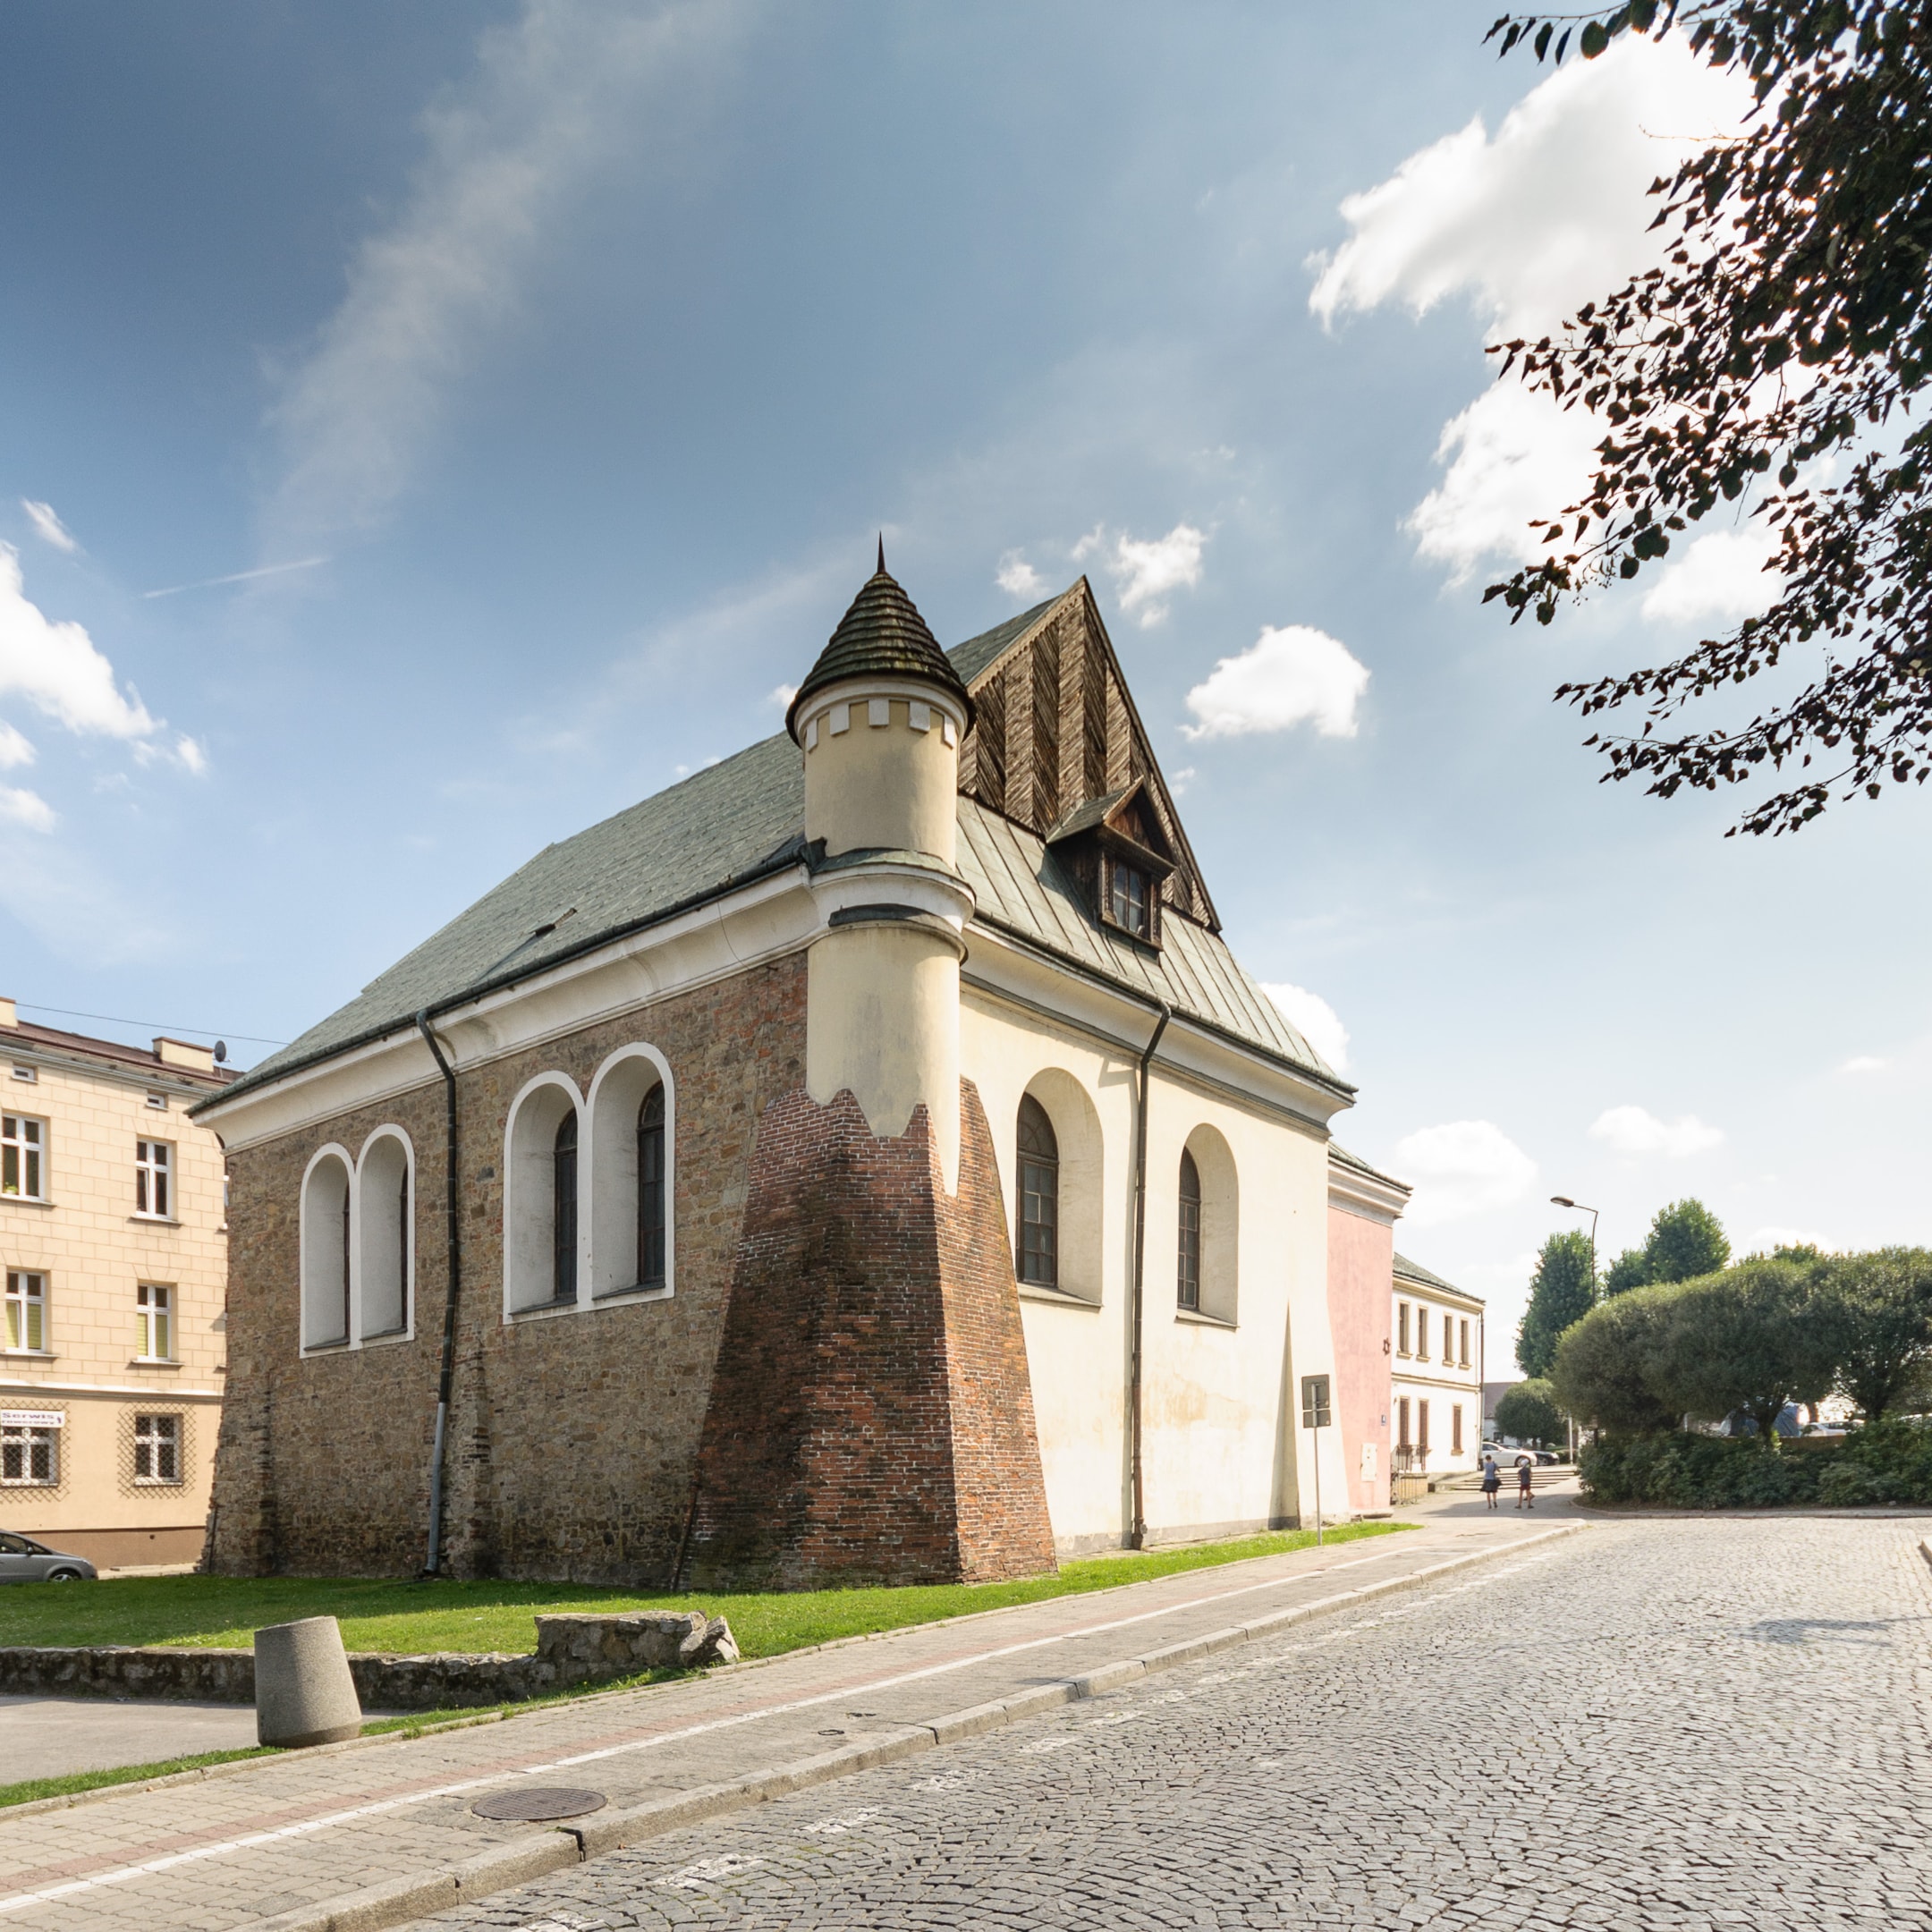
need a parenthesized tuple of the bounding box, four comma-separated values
(1128, 1002, 1171, 1551)
(416, 1011, 462, 1577)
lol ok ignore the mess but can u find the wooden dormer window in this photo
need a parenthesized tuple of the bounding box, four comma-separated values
(1045, 777, 1176, 950)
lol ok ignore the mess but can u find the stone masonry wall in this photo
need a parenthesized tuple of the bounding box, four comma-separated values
(684, 1080, 1056, 1590)
(208, 954, 806, 1583)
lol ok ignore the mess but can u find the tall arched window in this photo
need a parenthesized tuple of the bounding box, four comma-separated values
(1176, 1148, 1202, 1310)
(553, 1112, 579, 1302)
(1016, 1095, 1059, 1288)
(300, 1148, 353, 1349)
(637, 1084, 666, 1290)
(357, 1130, 412, 1340)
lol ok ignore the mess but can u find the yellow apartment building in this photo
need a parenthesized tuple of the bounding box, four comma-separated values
(0, 997, 232, 1567)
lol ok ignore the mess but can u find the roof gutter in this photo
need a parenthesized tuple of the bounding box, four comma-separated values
(1127, 1001, 1171, 1552)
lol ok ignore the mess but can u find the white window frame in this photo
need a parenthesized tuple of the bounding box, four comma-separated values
(584, 1045, 677, 1307)
(2, 1114, 47, 1202)
(299, 1144, 355, 1352)
(355, 1127, 416, 1343)
(136, 1283, 174, 1363)
(4, 1271, 47, 1354)
(132, 1411, 182, 1486)
(503, 1072, 587, 1319)
(0, 1422, 57, 1487)
(134, 1138, 174, 1219)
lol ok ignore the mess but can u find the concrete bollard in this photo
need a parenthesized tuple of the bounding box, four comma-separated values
(254, 1614, 363, 1748)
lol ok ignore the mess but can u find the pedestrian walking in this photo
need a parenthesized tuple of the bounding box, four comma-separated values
(1480, 1453, 1501, 1509)
(1514, 1451, 1534, 1509)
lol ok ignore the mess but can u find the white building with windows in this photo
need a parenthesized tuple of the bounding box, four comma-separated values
(1390, 1253, 1485, 1481)
(0, 998, 233, 1566)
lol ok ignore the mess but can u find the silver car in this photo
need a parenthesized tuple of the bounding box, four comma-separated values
(0, 1531, 96, 1581)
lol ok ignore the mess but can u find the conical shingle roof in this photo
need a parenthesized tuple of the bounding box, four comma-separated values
(786, 549, 974, 742)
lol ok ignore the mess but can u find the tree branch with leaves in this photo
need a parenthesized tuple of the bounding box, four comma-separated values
(1484, 1, 1932, 835)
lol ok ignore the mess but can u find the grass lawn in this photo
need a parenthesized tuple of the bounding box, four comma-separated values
(0, 1519, 1411, 1659)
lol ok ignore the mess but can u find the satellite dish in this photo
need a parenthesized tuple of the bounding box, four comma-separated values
(214, 1041, 228, 1063)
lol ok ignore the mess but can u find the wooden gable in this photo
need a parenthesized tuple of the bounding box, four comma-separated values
(955, 579, 1219, 930)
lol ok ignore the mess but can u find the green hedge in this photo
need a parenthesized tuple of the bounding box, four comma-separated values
(1580, 1419, 1932, 1508)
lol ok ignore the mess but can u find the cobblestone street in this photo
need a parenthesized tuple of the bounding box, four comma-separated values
(430, 1517, 1932, 1931)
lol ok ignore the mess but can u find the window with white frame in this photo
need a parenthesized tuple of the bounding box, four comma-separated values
(133, 1413, 181, 1484)
(136, 1284, 173, 1361)
(1460, 1317, 1471, 1367)
(505, 1079, 583, 1314)
(300, 1150, 352, 1347)
(0, 1422, 56, 1486)
(9, 1063, 35, 1084)
(2, 1114, 46, 1200)
(1396, 1301, 1410, 1355)
(4, 1272, 47, 1352)
(586, 1051, 674, 1302)
(357, 1131, 411, 1339)
(135, 1139, 172, 1218)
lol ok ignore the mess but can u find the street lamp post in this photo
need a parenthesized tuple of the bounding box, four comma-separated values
(1550, 1196, 1600, 1463)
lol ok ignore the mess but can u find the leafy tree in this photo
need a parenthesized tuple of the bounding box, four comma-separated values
(1647, 1258, 1838, 1445)
(1484, 3, 1932, 836)
(1517, 1230, 1597, 1375)
(1495, 1377, 1565, 1445)
(1644, 1198, 1731, 1284)
(1552, 1284, 1684, 1436)
(1603, 1247, 1652, 1296)
(1816, 1247, 1932, 1419)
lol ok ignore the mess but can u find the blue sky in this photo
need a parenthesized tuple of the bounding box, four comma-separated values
(3, 2, 1924, 1356)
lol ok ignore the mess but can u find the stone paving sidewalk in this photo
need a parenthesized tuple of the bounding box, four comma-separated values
(0, 1513, 1572, 1932)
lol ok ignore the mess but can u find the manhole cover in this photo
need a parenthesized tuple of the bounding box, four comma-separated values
(472, 1786, 607, 1822)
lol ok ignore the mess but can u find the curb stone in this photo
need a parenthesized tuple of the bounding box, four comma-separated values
(250, 1524, 1584, 1932)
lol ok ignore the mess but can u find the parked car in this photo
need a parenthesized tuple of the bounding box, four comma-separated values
(0, 1532, 97, 1582)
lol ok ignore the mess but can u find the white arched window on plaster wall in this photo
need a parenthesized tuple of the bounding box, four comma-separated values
(299, 1145, 354, 1351)
(1014, 1068, 1104, 1306)
(1177, 1123, 1239, 1326)
(356, 1128, 414, 1342)
(586, 1045, 675, 1303)
(504, 1072, 585, 1317)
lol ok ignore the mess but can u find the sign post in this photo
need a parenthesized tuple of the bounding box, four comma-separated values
(1300, 1373, 1332, 1548)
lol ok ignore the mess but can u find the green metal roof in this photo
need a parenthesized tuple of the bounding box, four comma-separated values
(1393, 1252, 1463, 1296)
(206, 608, 1346, 1112)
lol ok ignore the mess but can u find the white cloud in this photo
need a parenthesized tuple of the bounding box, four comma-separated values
(1746, 1224, 1832, 1255)
(767, 682, 797, 709)
(1839, 1055, 1888, 1074)
(133, 733, 210, 776)
(0, 785, 55, 833)
(1182, 623, 1368, 741)
(1310, 37, 1752, 579)
(1261, 981, 1350, 1074)
(267, 0, 746, 546)
(1589, 1104, 1724, 1159)
(996, 552, 1045, 598)
(0, 543, 157, 740)
(1391, 1120, 1537, 1226)
(0, 721, 33, 769)
(1640, 526, 1782, 624)
(20, 500, 79, 554)
(1073, 521, 1206, 626)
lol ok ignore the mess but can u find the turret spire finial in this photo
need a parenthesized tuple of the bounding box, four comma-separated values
(877, 533, 886, 576)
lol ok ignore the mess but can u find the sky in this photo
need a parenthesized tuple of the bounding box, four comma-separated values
(3, 2, 1926, 1364)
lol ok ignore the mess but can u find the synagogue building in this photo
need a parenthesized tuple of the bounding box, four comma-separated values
(197, 562, 1416, 1586)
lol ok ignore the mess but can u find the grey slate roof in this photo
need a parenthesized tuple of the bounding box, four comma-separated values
(1330, 1140, 1410, 1192)
(1394, 1252, 1469, 1299)
(207, 609, 1346, 1111)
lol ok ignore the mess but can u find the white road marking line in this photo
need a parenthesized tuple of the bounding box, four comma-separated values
(805, 1809, 881, 1835)
(0, 1532, 1572, 1915)
(655, 1852, 764, 1893)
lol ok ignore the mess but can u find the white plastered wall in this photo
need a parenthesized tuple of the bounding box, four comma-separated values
(961, 984, 1345, 1552)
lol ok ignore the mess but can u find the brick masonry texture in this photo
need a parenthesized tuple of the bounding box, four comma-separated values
(208, 956, 807, 1584)
(686, 1080, 1057, 1590)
